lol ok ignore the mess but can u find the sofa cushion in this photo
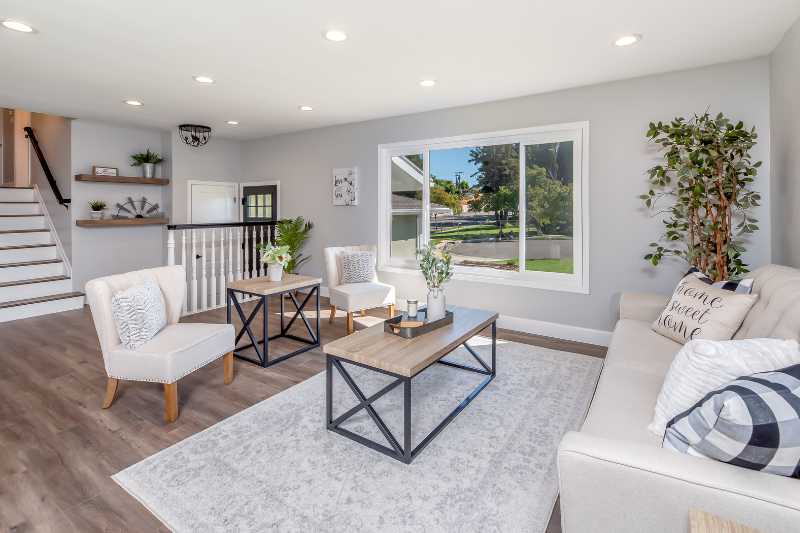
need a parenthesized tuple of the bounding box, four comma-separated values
(107, 323, 234, 383)
(581, 365, 664, 447)
(605, 319, 682, 378)
(329, 282, 395, 313)
(736, 264, 800, 342)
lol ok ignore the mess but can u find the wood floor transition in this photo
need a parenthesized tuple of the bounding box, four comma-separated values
(0, 296, 606, 532)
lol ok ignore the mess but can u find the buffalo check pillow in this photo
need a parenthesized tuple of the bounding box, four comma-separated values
(675, 267, 755, 295)
(663, 363, 800, 478)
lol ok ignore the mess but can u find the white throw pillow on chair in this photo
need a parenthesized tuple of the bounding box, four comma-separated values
(339, 250, 376, 284)
(111, 277, 167, 349)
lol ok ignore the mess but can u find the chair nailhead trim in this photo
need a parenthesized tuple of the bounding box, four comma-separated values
(107, 348, 233, 383)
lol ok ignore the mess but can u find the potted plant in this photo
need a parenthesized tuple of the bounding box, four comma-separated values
(416, 242, 456, 321)
(88, 200, 107, 220)
(274, 216, 314, 274)
(130, 149, 166, 179)
(261, 245, 292, 282)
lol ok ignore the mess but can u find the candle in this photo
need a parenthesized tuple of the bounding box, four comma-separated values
(407, 299, 418, 318)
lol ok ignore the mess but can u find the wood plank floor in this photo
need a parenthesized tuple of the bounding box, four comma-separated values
(0, 296, 606, 532)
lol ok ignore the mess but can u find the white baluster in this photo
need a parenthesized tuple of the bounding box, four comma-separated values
(191, 229, 198, 313)
(244, 228, 250, 280)
(258, 226, 265, 277)
(210, 229, 217, 308)
(252, 228, 258, 279)
(236, 227, 242, 281)
(219, 227, 225, 305)
(201, 229, 208, 311)
(167, 229, 175, 266)
(228, 228, 234, 283)
(181, 230, 187, 315)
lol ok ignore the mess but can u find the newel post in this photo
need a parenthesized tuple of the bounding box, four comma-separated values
(167, 229, 176, 266)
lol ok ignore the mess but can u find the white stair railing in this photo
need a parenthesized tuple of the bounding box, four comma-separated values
(167, 222, 276, 316)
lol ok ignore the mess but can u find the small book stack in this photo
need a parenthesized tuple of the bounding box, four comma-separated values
(389, 311, 427, 331)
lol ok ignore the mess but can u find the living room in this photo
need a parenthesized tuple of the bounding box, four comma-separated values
(0, 1, 799, 532)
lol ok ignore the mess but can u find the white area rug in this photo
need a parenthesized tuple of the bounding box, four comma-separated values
(114, 340, 603, 533)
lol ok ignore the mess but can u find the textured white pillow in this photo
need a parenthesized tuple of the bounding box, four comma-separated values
(112, 277, 167, 349)
(340, 251, 376, 284)
(648, 338, 800, 437)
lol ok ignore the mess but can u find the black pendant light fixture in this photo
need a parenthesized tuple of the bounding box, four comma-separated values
(178, 124, 212, 147)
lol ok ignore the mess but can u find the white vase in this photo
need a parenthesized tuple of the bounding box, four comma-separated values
(90, 211, 103, 220)
(268, 264, 283, 282)
(426, 288, 446, 321)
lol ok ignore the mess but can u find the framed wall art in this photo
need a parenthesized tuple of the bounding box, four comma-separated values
(333, 167, 357, 206)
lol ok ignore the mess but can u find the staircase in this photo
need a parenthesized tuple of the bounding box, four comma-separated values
(0, 186, 84, 322)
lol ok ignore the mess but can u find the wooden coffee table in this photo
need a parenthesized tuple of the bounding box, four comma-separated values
(323, 305, 499, 464)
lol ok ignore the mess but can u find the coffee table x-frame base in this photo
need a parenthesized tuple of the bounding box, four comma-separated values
(326, 321, 496, 464)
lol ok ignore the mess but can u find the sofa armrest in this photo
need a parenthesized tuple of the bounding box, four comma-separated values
(557, 431, 800, 533)
(619, 292, 670, 322)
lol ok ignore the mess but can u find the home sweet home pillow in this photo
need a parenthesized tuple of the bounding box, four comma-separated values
(652, 274, 758, 345)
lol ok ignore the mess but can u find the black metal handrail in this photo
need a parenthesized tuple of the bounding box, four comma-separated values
(24, 127, 70, 209)
(167, 221, 276, 230)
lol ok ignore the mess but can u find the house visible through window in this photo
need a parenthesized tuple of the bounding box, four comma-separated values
(378, 123, 589, 293)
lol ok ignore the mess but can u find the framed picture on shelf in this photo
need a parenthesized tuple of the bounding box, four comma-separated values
(93, 166, 118, 176)
(333, 167, 357, 206)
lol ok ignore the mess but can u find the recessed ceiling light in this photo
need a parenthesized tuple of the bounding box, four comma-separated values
(125, 100, 143, 106)
(192, 76, 216, 83)
(227, 121, 239, 125)
(2, 19, 37, 33)
(298, 106, 314, 111)
(323, 29, 348, 42)
(418, 79, 437, 87)
(614, 34, 641, 46)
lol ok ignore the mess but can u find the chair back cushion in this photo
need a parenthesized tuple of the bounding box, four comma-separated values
(736, 264, 800, 342)
(85, 266, 185, 369)
(323, 245, 378, 288)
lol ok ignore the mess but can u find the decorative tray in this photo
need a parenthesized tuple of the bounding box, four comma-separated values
(384, 308, 454, 339)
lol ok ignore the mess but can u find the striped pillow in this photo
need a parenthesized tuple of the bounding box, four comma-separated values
(663, 363, 800, 478)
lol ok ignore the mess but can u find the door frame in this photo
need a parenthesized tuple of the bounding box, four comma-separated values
(187, 180, 240, 223)
(240, 181, 280, 222)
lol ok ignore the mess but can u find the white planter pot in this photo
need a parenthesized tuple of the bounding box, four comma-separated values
(426, 288, 446, 321)
(90, 211, 103, 220)
(268, 264, 283, 282)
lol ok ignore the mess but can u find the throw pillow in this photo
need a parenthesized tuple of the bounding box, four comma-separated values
(663, 363, 800, 478)
(340, 251, 376, 284)
(675, 267, 754, 295)
(648, 338, 800, 436)
(111, 277, 167, 349)
(651, 274, 758, 345)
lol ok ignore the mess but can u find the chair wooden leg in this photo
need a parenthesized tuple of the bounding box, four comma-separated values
(165, 382, 179, 422)
(102, 377, 118, 409)
(360, 309, 366, 316)
(389, 304, 395, 318)
(223, 351, 234, 384)
(329, 306, 336, 323)
(347, 312, 354, 335)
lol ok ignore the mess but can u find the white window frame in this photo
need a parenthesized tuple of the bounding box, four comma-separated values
(377, 122, 589, 294)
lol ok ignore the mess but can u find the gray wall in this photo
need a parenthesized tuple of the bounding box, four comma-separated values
(29, 112, 72, 261)
(770, 15, 800, 268)
(241, 57, 772, 335)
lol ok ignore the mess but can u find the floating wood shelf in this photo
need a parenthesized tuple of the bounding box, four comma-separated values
(76, 218, 170, 227)
(75, 174, 169, 185)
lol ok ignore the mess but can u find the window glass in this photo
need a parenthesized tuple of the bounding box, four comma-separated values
(390, 154, 424, 260)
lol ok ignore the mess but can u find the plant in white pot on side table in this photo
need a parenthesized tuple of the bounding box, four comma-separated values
(261, 245, 291, 282)
(417, 242, 455, 321)
(88, 200, 107, 220)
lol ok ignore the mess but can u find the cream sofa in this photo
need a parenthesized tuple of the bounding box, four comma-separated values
(557, 264, 800, 533)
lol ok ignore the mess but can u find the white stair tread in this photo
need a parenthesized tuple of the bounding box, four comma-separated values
(0, 275, 70, 288)
(0, 292, 84, 310)
(0, 229, 50, 234)
(0, 244, 56, 251)
(0, 259, 62, 269)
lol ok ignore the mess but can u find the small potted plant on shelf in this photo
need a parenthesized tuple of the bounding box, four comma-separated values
(130, 149, 166, 179)
(261, 244, 292, 282)
(88, 200, 107, 220)
(416, 242, 456, 321)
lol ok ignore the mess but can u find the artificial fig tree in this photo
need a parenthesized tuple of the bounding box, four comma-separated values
(641, 111, 761, 281)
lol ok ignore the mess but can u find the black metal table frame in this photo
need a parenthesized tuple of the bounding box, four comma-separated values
(227, 283, 321, 367)
(326, 320, 496, 464)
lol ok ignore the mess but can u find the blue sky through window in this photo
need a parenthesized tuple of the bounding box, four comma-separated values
(429, 147, 478, 186)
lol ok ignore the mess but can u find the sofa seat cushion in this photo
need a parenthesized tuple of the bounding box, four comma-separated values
(329, 282, 395, 312)
(605, 319, 682, 378)
(581, 365, 664, 448)
(107, 323, 234, 383)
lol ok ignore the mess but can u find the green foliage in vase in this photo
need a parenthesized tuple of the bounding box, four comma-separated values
(641, 111, 761, 281)
(416, 242, 455, 289)
(274, 216, 314, 274)
(88, 200, 107, 211)
(130, 149, 166, 166)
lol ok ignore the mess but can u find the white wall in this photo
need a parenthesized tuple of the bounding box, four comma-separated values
(70, 121, 165, 290)
(241, 57, 772, 338)
(770, 14, 800, 268)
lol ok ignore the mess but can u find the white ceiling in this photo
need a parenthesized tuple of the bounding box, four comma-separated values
(1, 0, 798, 141)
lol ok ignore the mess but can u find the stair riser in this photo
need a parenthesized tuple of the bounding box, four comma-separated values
(0, 262, 64, 283)
(0, 189, 35, 202)
(0, 247, 58, 264)
(0, 217, 46, 231)
(0, 204, 40, 215)
(0, 232, 51, 247)
(0, 295, 84, 323)
(0, 279, 73, 304)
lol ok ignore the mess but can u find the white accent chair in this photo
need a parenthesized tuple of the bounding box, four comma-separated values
(324, 245, 395, 334)
(85, 266, 235, 422)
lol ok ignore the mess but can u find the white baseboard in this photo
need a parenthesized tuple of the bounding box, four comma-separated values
(497, 315, 613, 347)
